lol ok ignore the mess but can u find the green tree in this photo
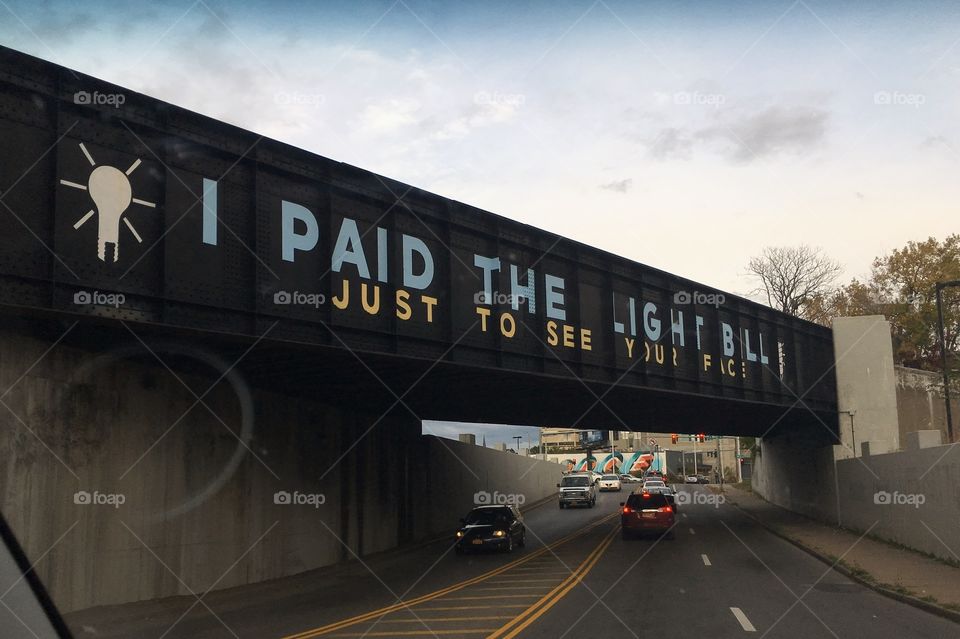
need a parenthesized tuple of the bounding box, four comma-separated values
(807, 235, 960, 372)
(874, 235, 960, 371)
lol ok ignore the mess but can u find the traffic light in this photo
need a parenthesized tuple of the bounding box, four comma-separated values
(698, 433, 706, 443)
(671, 434, 678, 444)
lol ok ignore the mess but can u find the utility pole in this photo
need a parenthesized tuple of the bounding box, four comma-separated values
(735, 436, 743, 484)
(512, 435, 522, 454)
(936, 281, 959, 443)
(716, 436, 722, 486)
(693, 436, 698, 475)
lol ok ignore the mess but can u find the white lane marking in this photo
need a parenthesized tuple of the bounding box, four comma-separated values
(731, 607, 756, 632)
(689, 528, 696, 535)
(701, 554, 711, 566)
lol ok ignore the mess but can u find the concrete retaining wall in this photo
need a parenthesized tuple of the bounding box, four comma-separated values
(0, 327, 561, 612)
(412, 437, 563, 540)
(750, 430, 839, 523)
(896, 366, 960, 446)
(751, 423, 960, 564)
(834, 445, 960, 563)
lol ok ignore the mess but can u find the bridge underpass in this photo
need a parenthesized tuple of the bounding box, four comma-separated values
(0, 47, 870, 636)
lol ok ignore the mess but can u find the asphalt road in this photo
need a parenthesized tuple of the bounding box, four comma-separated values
(64, 485, 960, 638)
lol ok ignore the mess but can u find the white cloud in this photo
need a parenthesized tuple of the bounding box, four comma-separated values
(599, 178, 633, 193)
(353, 98, 422, 135)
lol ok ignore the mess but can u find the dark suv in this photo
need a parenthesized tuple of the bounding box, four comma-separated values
(620, 491, 676, 539)
(454, 505, 526, 553)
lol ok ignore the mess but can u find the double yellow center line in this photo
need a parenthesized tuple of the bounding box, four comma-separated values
(486, 524, 619, 639)
(281, 513, 619, 639)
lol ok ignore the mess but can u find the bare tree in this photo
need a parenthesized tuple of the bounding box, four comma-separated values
(747, 246, 843, 318)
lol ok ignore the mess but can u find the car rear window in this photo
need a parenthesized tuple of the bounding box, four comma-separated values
(626, 492, 671, 508)
(602, 475, 618, 480)
(561, 476, 590, 487)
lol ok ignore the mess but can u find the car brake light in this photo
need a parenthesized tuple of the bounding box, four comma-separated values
(659, 506, 673, 513)
(642, 492, 650, 498)
(622, 506, 632, 514)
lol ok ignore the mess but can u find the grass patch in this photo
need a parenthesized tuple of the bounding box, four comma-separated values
(838, 559, 872, 582)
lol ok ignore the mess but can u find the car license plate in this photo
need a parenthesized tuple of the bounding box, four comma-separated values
(472, 539, 484, 545)
(641, 513, 656, 519)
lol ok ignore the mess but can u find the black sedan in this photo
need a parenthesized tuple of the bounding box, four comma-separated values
(454, 505, 526, 553)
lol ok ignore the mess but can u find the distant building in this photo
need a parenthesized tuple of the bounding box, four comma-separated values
(541, 428, 635, 453)
(458, 433, 476, 445)
(493, 442, 507, 451)
(540, 428, 580, 452)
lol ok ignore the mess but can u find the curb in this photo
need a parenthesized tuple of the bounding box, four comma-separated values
(725, 495, 960, 626)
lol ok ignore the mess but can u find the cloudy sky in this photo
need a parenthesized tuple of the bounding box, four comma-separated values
(2, 0, 957, 438)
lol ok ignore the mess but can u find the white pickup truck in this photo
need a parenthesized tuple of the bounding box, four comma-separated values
(557, 473, 597, 508)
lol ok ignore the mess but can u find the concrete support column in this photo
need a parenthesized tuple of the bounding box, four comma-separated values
(832, 315, 901, 457)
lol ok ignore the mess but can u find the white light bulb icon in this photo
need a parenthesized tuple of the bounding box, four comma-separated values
(88, 165, 132, 262)
(59, 142, 155, 263)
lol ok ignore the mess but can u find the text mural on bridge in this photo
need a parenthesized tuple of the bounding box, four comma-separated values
(0, 42, 839, 427)
(55, 136, 778, 386)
